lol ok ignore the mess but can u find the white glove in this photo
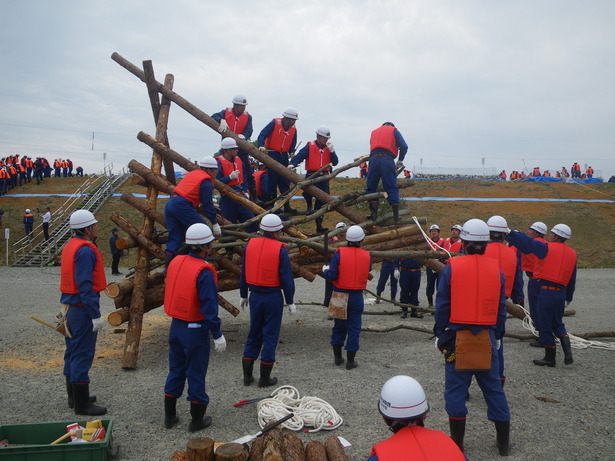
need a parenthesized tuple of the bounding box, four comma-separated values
(434, 337, 439, 349)
(326, 141, 335, 152)
(229, 170, 240, 180)
(287, 164, 295, 170)
(396, 160, 404, 168)
(322, 265, 329, 273)
(394, 269, 400, 280)
(92, 317, 104, 332)
(218, 119, 229, 133)
(259, 146, 268, 153)
(496, 339, 502, 350)
(212, 223, 221, 236)
(287, 303, 297, 314)
(213, 335, 227, 353)
(240, 298, 249, 310)
(238, 134, 246, 140)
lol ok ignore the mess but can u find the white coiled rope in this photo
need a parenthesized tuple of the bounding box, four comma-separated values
(412, 216, 452, 258)
(256, 385, 343, 432)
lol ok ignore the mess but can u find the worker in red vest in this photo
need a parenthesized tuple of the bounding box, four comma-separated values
(434, 218, 510, 456)
(506, 223, 576, 367)
(425, 224, 445, 307)
(499, 170, 506, 180)
(252, 165, 269, 203)
(54, 159, 61, 177)
(369, 375, 466, 461)
(443, 224, 463, 254)
(532, 166, 541, 177)
(163, 223, 226, 432)
(586, 166, 594, 178)
(322, 225, 372, 369)
(359, 161, 368, 178)
(289, 125, 339, 233)
(240, 214, 295, 387)
(61, 159, 69, 177)
(257, 108, 299, 213)
(60, 210, 107, 416)
(520, 221, 548, 348)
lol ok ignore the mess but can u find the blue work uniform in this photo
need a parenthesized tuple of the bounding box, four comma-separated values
(399, 258, 423, 306)
(365, 128, 407, 206)
(257, 120, 297, 199)
(376, 259, 399, 298)
(290, 141, 339, 210)
(216, 157, 257, 233)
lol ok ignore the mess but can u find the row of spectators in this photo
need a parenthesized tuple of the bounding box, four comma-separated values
(0, 155, 84, 194)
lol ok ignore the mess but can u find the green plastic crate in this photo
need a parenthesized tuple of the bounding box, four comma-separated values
(0, 419, 113, 461)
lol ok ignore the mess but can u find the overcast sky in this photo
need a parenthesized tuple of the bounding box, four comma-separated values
(2, 1, 614, 179)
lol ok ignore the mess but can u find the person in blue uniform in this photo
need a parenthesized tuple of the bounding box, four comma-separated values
(109, 228, 122, 275)
(240, 214, 296, 387)
(216, 138, 257, 233)
(365, 122, 408, 223)
(257, 108, 299, 213)
(212, 94, 256, 199)
(398, 258, 424, 318)
(368, 375, 466, 461)
(323, 225, 372, 369)
(375, 259, 398, 305)
(506, 223, 577, 367)
(23, 208, 34, 237)
(163, 156, 221, 268)
(434, 218, 510, 456)
(289, 125, 339, 232)
(425, 224, 445, 308)
(163, 223, 226, 432)
(60, 210, 107, 416)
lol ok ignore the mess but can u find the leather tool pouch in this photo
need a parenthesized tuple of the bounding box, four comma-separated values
(455, 329, 492, 371)
(327, 291, 349, 320)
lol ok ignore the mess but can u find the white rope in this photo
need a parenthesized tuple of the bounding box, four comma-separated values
(412, 216, 451, 259)
(256, 385, 344, 432)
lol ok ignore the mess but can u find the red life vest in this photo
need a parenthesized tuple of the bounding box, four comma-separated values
(305, 141, 331, 172)
(253, 170, 267, 198)
(370, 125, 398, 157)
(449, 255, 501, 325)
(428, 238, 445, 251)
(533, 167, 541, 176)
(521, 236, 547, 274)
(0, 170, 7, 179)
(484, 242, 518, 298)
(264, 118, 296, 153)
(54, 160, 61, 168)
(173, 169, 214, 207)
(245, 237, 285, 287)
(360, 161, 368, 170)
(224, 108, 249, 135)
(444, 238, 462, 253)
(25, 159, 33, 168)
(60, 238, 107, 294)
(371, 425, 465, 461)
(586, 167, 594, 175)
(164, 255, 218, 321)
(332, 247, 371, 290)
(61, 161, 68, 169)
(217, 155, 243, 187)
(8, 166, 16, 175)
(534, 242, 576, 286)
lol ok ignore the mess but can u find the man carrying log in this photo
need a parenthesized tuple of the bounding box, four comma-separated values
(163, 155, 221, 269)
(163, 223, 226, 432)
(288, 124, 339, 232)
(60, 210, 107, 416)
(240, 214, 296, 388)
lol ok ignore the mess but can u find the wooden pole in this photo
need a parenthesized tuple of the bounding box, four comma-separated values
(110, 213, 165, 260)
(120, 193, 166, 227)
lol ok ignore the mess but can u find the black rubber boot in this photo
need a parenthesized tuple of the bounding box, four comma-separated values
(66, 376, 95, 409)
(366, 202, 378, 221)
(533, 346, 556, 367)
(242, 358, 255, 386)
(333, 345, 344, 366)
(188, 403, 212, 432)
(284, 203, 298, 214)
(400, 307, 408, 319)
(449, 418, 466, 453)
(410, 308, 424, 319)
(427, 295, 434, 307)
(345, 351, 358, 370)
(375, 292, 382, 304)
(529, 338, 543, 347)
(73, 383, 106, 416)
(164, 395, 179, 429)
(390, 291, 396, 302)
(315, 217, 328, 233)
(494, 420, 510, 456)
(303, 194, 313, 214)
(391, 203, 401, 222)
(560, 335, 573, 365)
(258, 363, 278, 388)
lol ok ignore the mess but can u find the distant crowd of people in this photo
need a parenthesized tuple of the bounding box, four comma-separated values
(0, 155, 84, 194)
(499, 162, 596, 181)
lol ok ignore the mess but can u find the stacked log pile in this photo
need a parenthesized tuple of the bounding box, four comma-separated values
(108, 53, 447, 369)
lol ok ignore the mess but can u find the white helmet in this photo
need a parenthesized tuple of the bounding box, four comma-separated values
(199, 156, 218, 169)
(551, 223, 572, 239)
(232, 94, 248, 105)
(378, 375, 429, 420)
(260, 214, 283, 232)
(346, 225, 365, 242)
(460, 218, 490, 242)
(335, 222, 346, 229)
(451, 224, 462, 231)
(25, 209, 31, 213)
(282, 107, 299, 120)
(221, 138, 239, 150)
(429, 224, 440, 231)
(69, 209, 98, 230)
(487, 215, 510, 233)
(185, 223, 214, 245)
(315, 125, 331, 139)
(530, 221, 547, 235)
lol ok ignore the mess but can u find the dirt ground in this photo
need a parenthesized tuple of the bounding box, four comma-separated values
(1, 266, 614, 460)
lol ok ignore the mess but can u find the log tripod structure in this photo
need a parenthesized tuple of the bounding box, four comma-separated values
(109, 53, 446, 369)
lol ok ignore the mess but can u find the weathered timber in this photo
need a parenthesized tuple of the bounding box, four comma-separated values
(186, 436, 214, 461)
(324, 436, 348, 461)
(120, 193, 166, 227)
(110, 213, 165, 260)
(214, 443, 247, 461)
(116, 233, 166, 250)
(105, 272, 166, 299)
(261, 426, 284, 461)
(128, 159, 174, 194)
(248, 436, 264, 461)
(305, 440, 327, 461)
(283, 433, 306, 461)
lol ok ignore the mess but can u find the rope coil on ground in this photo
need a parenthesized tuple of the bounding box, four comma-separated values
(256, 385, 343, 432)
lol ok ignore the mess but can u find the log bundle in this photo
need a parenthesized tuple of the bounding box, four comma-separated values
(109, 53, 446, 368)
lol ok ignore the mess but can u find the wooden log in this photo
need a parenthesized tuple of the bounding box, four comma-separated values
(218, 295, 240, 317)
(171, 450, 188, 461)
(110, 213, 165, 260)
(186, 436, 215, 461)
(247, 436, 264, 461)
(116, 233, 166, 250)
(105, 271, 166, 299)
(283, 433, 305, 461)
(305, 440, 327, 461)
(214, 443, 247, 461)
(120, 193, 166, 227)
(261, 426, 284, 461)
(128, 159, 175, 195)
(324, 436, 348, 461)
(131, 174, 147, 187)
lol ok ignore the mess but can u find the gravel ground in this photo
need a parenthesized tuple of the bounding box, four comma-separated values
(1, 266, 614, 460)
